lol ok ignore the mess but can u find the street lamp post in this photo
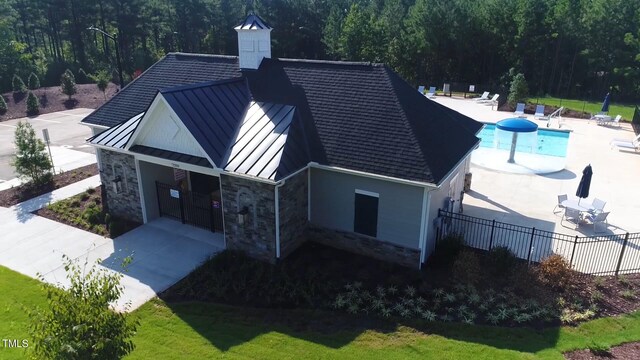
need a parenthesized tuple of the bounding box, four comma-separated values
(87, 26, 124, 89)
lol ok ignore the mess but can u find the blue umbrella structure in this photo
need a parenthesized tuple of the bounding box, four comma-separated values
(576, 164, 593, 204)
(601, 93, 610, 113)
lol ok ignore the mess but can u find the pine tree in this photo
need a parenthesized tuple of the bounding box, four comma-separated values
(61, 72, 77, 100)
(11, 121, 52, 185)
(0, 95, 7, 114)
(26, 92, 39, 115)
(64, 69, 76, 82)
(12, 75, 27, 94)
(28, 72, 40, 90)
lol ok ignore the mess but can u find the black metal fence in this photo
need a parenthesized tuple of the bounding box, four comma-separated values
(436, 210, 640, 276)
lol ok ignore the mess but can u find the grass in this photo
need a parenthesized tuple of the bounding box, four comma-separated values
(3, 264, 640, 359)
(527, 96, 636, 120)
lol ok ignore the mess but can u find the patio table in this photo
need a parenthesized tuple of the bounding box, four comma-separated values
(561, 199, 594, 213)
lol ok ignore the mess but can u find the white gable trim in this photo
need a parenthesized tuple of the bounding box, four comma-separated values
(124, 93, 217, 168)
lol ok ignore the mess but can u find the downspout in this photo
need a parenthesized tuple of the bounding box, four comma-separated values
(274, 180, 285, 259)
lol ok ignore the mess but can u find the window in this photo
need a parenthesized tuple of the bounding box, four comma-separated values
(240, 39, 254, 51)
(354, 190, 379, 237)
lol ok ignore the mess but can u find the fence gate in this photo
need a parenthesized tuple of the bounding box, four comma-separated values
(155, 181, 223, 232)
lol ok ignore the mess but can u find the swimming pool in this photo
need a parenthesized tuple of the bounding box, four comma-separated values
(478, 124, 570, 157)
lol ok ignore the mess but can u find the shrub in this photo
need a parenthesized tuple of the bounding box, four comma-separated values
(12, 74, 27, 94)
(452, 250, 482, 285)
(537, 254, 574, 291)
(28, 255, 138, 359)
(77, 68, 90, 84)
(488, 246, 518, 275)
(507, 72, 528, 106)
(95, 70, 110, 100)
(433, 233, 465, 266)
(621, 289, 635, 300)
(618, 275, 632, 288)
(61, 70, 76, 100)
(11, 121, 52, 185)
(83, 206, 103, 225)
(0, 95, 7, 114)
(26, 91, 39, 115)
(28, 72, 40, 90)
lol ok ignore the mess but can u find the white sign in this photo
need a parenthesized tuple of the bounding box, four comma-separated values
(173, 168, 186, 181)
(170, 189, 180, 198)
(469, 85, 475, 92)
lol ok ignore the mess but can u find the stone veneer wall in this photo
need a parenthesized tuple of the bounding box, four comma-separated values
(306, 225, 421, 268)
(220, 174, 276, 262)
(99, 150, 143, 223)
(278, 169, 309, 258)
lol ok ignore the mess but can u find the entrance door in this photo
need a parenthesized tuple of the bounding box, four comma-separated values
(155, 180, 224, 232)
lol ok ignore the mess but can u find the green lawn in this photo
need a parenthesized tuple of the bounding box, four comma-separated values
(528, 96, 636, 120)
(3, 265, 640, 359)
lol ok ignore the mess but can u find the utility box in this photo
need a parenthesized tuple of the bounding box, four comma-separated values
(463, 172, 472, 192)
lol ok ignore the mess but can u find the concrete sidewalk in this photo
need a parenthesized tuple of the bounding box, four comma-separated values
(1, 170, 224, 311)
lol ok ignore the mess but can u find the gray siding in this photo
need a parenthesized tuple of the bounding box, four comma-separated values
(310, 168, 423, 249)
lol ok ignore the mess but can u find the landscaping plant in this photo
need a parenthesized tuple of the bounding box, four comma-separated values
(507, 72, 528, 106)
(95, 70, 110, 100)
(0, 94, 7, 114)
(12, 74, 27, 93)
(537, 254, 574, 291)
(61, 70, 76, 100)
(28, 255, 138, 359)
(28, 72, 40, 90)
(11, 121, 52, 185)
(26, 91, 39, 115)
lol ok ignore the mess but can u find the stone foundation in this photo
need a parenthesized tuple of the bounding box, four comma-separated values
(220, 174, 276, 263)
(278, 169, 308, 258)
(99, 150, 143, 223)
(306, 225, 421, 268)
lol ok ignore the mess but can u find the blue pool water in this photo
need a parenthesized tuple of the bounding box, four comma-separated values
(478, 124, 570, 157)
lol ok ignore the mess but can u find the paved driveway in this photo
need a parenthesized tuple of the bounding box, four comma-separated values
(0, 208, 224, 311)
(0, 108, 95, 183)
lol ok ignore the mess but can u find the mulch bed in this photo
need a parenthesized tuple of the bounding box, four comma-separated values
(565, 342, 640, 359)
(0, 83, 117, 121)
(34, 186, 140, 238)
(573, 274, 640, 318)
(498, 103, 594, 120)
(0, 163, 98, 207)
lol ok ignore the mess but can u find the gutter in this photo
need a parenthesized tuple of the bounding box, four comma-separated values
(274, 180, 285, 258)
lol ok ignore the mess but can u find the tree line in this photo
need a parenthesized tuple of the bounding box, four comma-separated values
(2, 0, 639, 101)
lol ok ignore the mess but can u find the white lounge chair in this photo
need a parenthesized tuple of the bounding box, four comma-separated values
(597, 114, 621, 127)
(474, 91, 490, 102)
(610, 134, 640, 152)
(514, 103, 526, 117)
(479, 94, 499, 105)
(583, 211, 610, 233)
(426, 86, 436, 99)
(534, 105, 546, 119)
(418, 85, 425, 94)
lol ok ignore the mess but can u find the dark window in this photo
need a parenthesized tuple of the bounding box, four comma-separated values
(354, 192, 378, 237)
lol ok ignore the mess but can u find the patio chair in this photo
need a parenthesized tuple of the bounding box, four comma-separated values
(426, 86, 437, 99)
(514, 103, 526, 117)
(561, 207, 582, 229)
(418, 85, 425, 94)
(481, 94, 499, 105)
(553, 194, 568, 214)
(534, 105, 546, 119)
(611, 115, 622, 127)
(591, 198, 606, 214)
(474, 91, 490, 102)
(583, 211, 610, 233)
(610, 134, 640, 152)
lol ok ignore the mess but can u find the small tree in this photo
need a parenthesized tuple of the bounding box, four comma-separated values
(77, 68, 90, 84)
(61, 71, 77, 100)
(94, 70, 110, 100)
(11, 121, 52, 185)
(26, 91, 40, 115)
(28, 255, 138, 359)
(508, 73, 529, 106)
(0, 95, 7, 114)
(28, 72, 40, 90)
(64, 68, 76, 82)
(12, 74, 27, 94)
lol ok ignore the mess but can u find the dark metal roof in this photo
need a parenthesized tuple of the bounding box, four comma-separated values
(83, 53, 482, 185)
(161, 78, 251, 166)
(223, 102, 296, 180)
(88, 112, 143, 148)
(234, 13, 272, 30)
(130, 145, 212, 168)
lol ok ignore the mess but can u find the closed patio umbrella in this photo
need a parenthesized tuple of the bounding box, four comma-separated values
(601, 93, 610, 113)
(576, 164, 593, 204)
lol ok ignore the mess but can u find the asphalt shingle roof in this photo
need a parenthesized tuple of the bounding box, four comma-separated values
(83, 53, 481, 185)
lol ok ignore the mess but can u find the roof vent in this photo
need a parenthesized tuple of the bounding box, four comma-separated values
(234, 12, 272, 70)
